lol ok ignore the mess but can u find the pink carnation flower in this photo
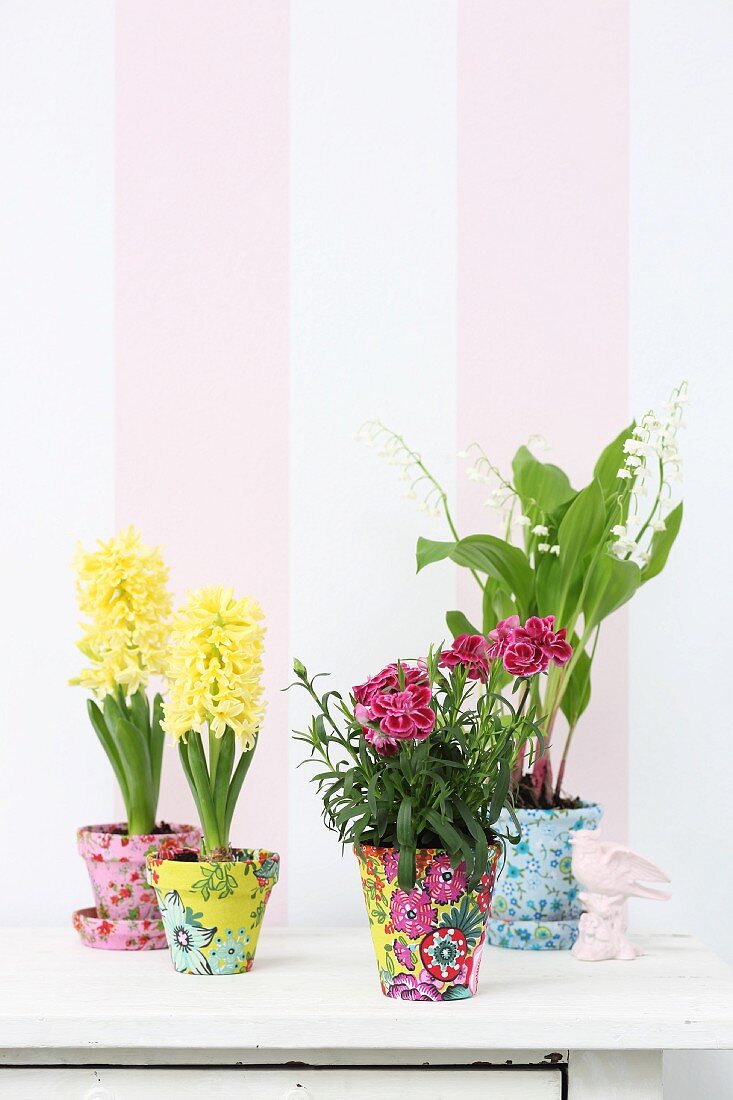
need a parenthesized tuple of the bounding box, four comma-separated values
(353, 662, 428, 707)
(424, 854, 467, 903)
(389, 887, 436, 937)
(369, 683, 435, 742)
(353, 662, 433, 756)
(486, 615, 521, 661)
(439, 634, 492, 682)
(488, 614, 573, 677)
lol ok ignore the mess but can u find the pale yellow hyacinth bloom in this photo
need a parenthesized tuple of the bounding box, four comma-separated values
(163, 586, 266, 748)
(72, 527, 172, 698)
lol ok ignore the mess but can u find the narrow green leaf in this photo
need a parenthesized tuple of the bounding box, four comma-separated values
(224, 733, 259, 838)
(87, 699, 130, 815)
(213, 728, 236, 836)
(397, 844, 416, 891)
(396, 796, 413, 848)
(149, 694, 165, 814)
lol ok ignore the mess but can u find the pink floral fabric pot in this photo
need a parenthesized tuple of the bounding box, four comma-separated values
(356, 844, 500, 1001)
(77, 822, 200, 922)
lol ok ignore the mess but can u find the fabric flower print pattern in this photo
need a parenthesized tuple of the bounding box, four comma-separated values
(424, 854, 466, 903)
(158, 890, 217, 974)
(390, 888, 436, 938)
(357, 844, 500, 1001)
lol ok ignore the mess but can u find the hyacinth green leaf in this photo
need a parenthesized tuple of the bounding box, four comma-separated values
(555, 479, 606, 623)
(224, 735, 259, 837)
(87, 699, 130, 812)
(416, 537, 456, 572)
(128, 688, 150, 740)
(446, 610, 479, 639)
(594, 421, 636, 497)
(150, 693, 165, 811)
(108, 715, 155, 835)
(560, 641, 591, 729)
(583, 553, 641, 633)
(641, 502, 683, 584)
(512, 445, 576, 514)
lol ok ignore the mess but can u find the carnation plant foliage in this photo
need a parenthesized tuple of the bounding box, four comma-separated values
(293, 627, 571, 891)
(358, 382, 687, 805)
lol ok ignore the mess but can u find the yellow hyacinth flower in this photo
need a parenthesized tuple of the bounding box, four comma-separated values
(163, 586, 266, 748)
(71, 526, 172, 699)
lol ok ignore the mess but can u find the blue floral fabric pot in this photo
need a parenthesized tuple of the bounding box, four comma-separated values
(487, 803, 603, 951)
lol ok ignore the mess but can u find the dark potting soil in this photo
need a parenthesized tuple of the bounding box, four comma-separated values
(104, 822, 177, 836)
(513, 775, 584, 811)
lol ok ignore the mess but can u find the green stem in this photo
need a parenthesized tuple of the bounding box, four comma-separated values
(187, 731, 222, 852)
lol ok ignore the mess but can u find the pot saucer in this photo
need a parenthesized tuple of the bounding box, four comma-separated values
(72, 906, 166, 951)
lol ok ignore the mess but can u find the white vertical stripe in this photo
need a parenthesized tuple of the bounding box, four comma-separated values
(0, 2, 115, 922)
(630, 2, 733, 1094)
(289, 1, 458, 924)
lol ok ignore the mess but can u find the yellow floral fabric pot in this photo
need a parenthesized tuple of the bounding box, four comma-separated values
(146, 849, 279, 975)
(356, 844, 500, 1001)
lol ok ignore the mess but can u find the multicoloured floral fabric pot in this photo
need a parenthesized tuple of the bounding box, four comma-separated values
(147, 848, 279, 975)
(487, 803, 603, 951)
(78, 822, 200, 924)
(356, 844, 500, 1001)
(72, 906, 167, 951)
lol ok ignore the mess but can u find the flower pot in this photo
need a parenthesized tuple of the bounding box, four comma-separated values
(77, 822, 200, 923)
(486, 802, 603, 950)
(356, 844, 500, 1000)
(147, 849, 280, 975)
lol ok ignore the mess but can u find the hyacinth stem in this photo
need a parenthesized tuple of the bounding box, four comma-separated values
(178, 727, 260, 860)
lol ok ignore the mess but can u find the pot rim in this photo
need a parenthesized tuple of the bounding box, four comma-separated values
(502, 801, 603, 820)
(147, 846, 280, 867)
(77, 822, 199, 840)
(355, 841, 502, 857)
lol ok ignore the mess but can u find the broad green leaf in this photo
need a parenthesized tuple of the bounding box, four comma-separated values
(512, 445, 575, 514)
(583, 553, 641, 633)
(450, 535, 533, 618)
(556, 479, 606, 623)
(534, 552, 561, 617)
(641, 502, 683, 584)
(446, 610, 479, 638)
(559, 641, 591, 729)
(594, 422, 635, 497)
(416, 537, 456, 572)
(397, 844, 417, 891)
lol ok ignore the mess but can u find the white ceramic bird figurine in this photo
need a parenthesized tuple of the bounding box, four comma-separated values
(570, 830, 671, 962)
(570, 830, 671, 900)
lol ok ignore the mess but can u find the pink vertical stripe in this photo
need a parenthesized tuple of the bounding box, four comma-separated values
(457, 2, 629, 838)
(116, 1, 289, 919)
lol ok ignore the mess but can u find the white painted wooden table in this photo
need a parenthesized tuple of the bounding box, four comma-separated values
(1, 929, 731, 1099)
